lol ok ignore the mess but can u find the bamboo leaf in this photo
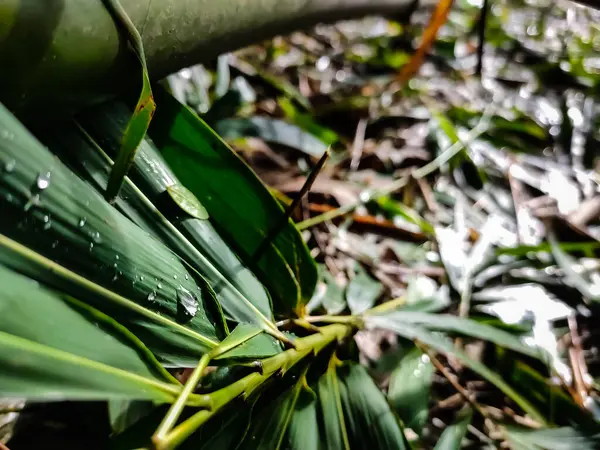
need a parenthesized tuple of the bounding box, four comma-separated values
(388, 347, 434, 434)
(148, 86, 318, 315)
(213, 324, 280, 361)
(433, 409, 472, 450)
(338, 363, 408, 449)
(317, 360, 351, 450)
(366, 317, 546, 423)
(370, 311, 544, 360)
(0, 265, 180, 402)
(0, 101, 221, 365)
(286, 382, 320, 450)
(102, 0, 156, 201)
(68, 103, 280, 330)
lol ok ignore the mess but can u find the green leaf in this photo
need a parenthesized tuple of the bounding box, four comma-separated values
(148, 87, 317, 314)
(213, 324, 280, 361)
(319, 265, 347, 315)
(505, 426, 600, 450)
(240, 380, 304, 449)
(215, 117, 329, 158)
(433, 409, 472, 450)
(318, 361, 351, 450)
(0, 102, 221, 365)
(46, 105, 283, 339)
(102, 0, 156, 201)
(366, 317, 545, 423)
(0, 265, 181, 402)
(388, 347, 434, 434)
(287, 383, 320, 450)
(339, 363, 408, 449)
(167, 184, 209, 220)
(346, 264, 384, 315)
(372, 311, 544, 359)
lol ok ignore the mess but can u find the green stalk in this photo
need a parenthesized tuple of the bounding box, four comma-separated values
(156, 323, 354, 450)
(0, 0, 422, 117)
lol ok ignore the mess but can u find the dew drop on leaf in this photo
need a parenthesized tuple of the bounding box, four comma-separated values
(176, 286, 198, 321)
(4, 159, 15, 173)
(147, 291, 157, 302)
(35, 171, 51, 191)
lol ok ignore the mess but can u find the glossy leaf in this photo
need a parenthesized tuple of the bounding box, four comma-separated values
(0, 265, 181, 402)
(339, 363, 408, 449)
(52, 105, 280, 334)
(215, 117, 329, 158)
(213, 324, 280, 361)
(388, 347, 434, 434)
(102, 0, 156, 201)
(148, 87, 318, 315)
(0, 102, 222, 365)
(433, 409, 472, 450)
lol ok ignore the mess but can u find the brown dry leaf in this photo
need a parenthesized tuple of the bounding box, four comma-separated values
(396, 0, 454, 85)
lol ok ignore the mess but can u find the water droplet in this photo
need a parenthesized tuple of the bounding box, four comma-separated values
(115, 255, 120, 261)
(36, 171, 51, 191)
(184, 274, 189, 280)
(4, 159, 16, 173)
(89, 242, 94, 251)
(147, 291, 157, 302)
(173, 274, 178, 280)
(139, 276, 145, 282)
(78, 217, 87, 227)
(157, 283, 163, 289)
(176, 286, 198, 320)
(51, 240, 59, 248)
(90, 231, 101, 243)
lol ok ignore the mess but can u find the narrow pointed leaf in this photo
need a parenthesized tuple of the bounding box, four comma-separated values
(0, 265, 179, 402)
(505, 426, 600, 450)
(68, 105, 278, 327)
(0, 102, 221, 365)
(317, 363, 351, 450)
(287, 383, 320, 450)
(213, 323, 280, 360)
(346, 265, 383, 315)
(148, 87, 318, 314)
(102, 0, 155, 200)
(372, 311, 544, 359)
(339, 363, 408, 449)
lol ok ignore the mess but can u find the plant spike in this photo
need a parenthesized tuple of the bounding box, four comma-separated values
(253, 148, 330, 263)
(102, 0, 156, 202)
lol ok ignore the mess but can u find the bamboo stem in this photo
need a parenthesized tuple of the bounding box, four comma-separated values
(157, 323, 354, 450)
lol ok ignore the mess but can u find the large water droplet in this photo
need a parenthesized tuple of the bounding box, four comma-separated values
(36, 172, 51, 191)
(157, 282, 163, 290)
(78, 217, 87, 227)
(4, 159, 16, 173)
(147, 291, 157, 303)
(177, 286, 198, 320)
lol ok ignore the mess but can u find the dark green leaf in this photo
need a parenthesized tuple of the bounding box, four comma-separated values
(0, 265, 181, 402)
(287, 383, 320, 450)
(339, 363, 408, 449)
(388, 347, 434, 434)
(0, 102, 221, 366)
(318, 362, 350, 450)
(148, 87, 317, 315)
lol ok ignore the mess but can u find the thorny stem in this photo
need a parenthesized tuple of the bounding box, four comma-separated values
(154, 323, 354, 450)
